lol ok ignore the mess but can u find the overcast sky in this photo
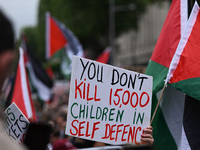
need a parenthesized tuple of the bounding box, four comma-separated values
(0, 0, 39, 38)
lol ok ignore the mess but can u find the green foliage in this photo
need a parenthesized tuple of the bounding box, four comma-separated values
(21, 27, 43, 61)
(37, 0, 160, 60)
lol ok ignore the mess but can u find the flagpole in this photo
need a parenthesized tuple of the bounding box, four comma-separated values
(150, 83, 167, 125)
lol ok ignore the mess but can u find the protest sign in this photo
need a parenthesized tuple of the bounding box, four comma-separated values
(3, 102, 30, 144)
(66, 56, 153, 146)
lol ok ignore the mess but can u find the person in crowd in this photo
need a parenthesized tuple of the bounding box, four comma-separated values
(0, 9, 27, 150)
(47, 121, 60, 150)
(53, 135, 77, 150)
(56, 112, 67, 139)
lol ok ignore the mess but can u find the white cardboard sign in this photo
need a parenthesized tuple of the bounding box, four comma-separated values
(3, 102, 30, 144)
(66, 56, 152, 146)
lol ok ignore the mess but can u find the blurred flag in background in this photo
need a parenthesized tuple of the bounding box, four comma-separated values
(96, 47, 111, 64)
(6, 48, 37, 122)
(46, 12, 84, 80)
(21, 33, 53, 102)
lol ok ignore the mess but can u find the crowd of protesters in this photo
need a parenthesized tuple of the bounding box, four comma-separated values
(32, 83, 153, 150)
(35, 84, 108, 149)
(0, 7, 153, 150)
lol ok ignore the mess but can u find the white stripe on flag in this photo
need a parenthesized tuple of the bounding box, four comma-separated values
(19, 48, 33, 118)
(179, 125, 191, 150)
(181, 0, 188, 36)
(26, 62, 51, 101)
(157, 86, 186, 148)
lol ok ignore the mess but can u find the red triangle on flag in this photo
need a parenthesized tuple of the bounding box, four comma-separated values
(46, 12, 67, 58)
(46, 66, 54, 79)
(96, 47, 111, 64)
(150, 0, 187, 68)
(11, 48, 37, 122)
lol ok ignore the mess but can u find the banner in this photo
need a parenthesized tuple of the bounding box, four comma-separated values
(3, 102, 30, 144)
(66, 56, 152, 146)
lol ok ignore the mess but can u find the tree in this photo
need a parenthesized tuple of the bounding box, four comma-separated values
(20, 27, 42, 61)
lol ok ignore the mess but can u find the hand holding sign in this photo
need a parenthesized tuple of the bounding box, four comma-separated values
(141, 126, 154, 146)
(66, 56, 153, 146)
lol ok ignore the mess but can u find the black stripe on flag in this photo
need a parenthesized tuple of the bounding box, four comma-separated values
(183, 95, 200, 149)
(27, 48, 53, 89)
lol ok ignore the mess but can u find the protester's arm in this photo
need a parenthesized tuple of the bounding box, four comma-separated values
(141, 126, 154, 146)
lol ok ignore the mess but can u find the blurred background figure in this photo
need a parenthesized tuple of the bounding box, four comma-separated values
(0, 9, 28, 150)
(56, 112, 67, 139)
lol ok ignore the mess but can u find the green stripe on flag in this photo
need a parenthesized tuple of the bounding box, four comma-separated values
(151, 94, 177, 150)
(146, 61, 177, 150)
(170, 78, 200, 101)
(145, 61, 168, 93)
(60, 50, 72, 80)
(50, 48, 72, 80)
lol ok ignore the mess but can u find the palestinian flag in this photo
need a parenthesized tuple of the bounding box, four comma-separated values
(145, 0, 189, 149)
(9, 48, 37, 122)
(46, 12, 84, 79)
(46, 12, 67, 59)
(166, 2, 200, 101)
(165, 5, 200, 148)
(21, 33, 53, 102)
(96, 47, 111, 64)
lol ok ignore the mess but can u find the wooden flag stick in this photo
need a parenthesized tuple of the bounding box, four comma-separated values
(150, 83, 167, 125)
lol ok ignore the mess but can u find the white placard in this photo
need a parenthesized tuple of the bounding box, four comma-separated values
(66, 56, 152, 146)
(3, 102, 30, 144)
